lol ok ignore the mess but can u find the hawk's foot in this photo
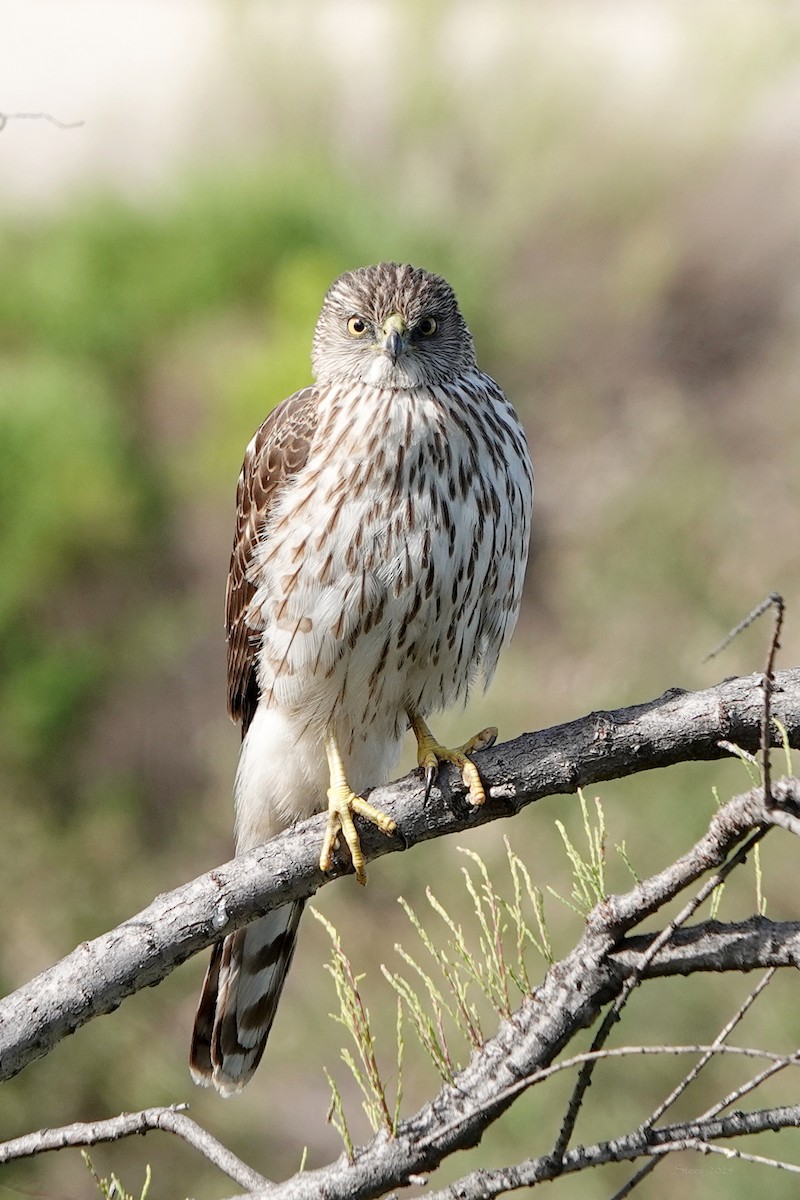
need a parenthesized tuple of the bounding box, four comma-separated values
(408, 711, 497, 806)
(321, 731, 396, 886)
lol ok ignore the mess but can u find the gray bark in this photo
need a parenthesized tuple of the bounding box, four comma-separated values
(0, 668, 798, 1085)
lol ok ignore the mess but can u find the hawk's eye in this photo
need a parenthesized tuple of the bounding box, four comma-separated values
(417, 316, 437, 337)
(347, 316, 368, 337)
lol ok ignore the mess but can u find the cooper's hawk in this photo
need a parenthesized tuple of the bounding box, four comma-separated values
(190, 262, 533, 1094)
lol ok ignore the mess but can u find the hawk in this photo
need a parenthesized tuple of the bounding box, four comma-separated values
(190, 263, 533, 1094)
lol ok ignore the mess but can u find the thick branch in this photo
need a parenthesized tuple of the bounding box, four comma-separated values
(614, 917, 800, 976)
(0, 669, 798, 1084)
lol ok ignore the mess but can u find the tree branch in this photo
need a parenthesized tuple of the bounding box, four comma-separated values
(422, 1105, 800, 1199)
(202, 777, 800, 1200)
(613, 918, 800, 975)
(1, 669, 798, 1086)
(5, 766, 800, 1197)
(0, 1105, 269, 1190)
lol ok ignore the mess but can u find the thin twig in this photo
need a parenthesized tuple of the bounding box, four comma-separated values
(717, 741, 759, 766)
(609, 968, 777, 1199)
(647, 967, 776, 1128)
(703, 592, 785, 803)
(421, 1039, 798, 1149)
(0, 1105, 269, 1190)
(0, 111, 84, 131)
(655, 1136, 800, 1174)
(706, 1055, 797, 1122)
(609, 1157, 658, 1199)
(551, 824, 767, 1165)
(418, 1106, 800, 1200)
(704, 592, 781, 662)
(761, 594, 784, 808)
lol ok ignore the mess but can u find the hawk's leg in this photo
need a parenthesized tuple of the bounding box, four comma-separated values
(408, 710, 497, 805)
(320, 729, 397, 886)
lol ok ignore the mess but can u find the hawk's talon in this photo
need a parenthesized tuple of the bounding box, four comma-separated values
(410, 713, 497, 807)
(322, 731, 397, 885)
(424, 763, 437, 803)
(319, 811, 342, 876)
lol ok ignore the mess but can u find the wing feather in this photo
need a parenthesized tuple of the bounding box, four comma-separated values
(226, 387, 319, 734)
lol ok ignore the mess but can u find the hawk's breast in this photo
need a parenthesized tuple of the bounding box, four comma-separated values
(250, 373, 532, 746)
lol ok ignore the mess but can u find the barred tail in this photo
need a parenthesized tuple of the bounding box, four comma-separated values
(189, 901, 304, 1095)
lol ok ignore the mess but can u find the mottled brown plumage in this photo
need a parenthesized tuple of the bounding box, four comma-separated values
(190, 263, 533, 1094)
(225, 387, 319, 732)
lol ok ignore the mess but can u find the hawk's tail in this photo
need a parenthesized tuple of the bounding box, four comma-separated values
(189, 901, 304, 1095)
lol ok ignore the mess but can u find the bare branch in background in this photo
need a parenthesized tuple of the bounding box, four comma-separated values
(0, 111, 84, 132)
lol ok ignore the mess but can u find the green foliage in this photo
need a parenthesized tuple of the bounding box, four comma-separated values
(503, 836, 554, 981)
(548, 792, 608, 917)
(320, 836, 560, 1151)
(0, 355, 143, 770)
(313, 908, 403, 1143)
(82, 1153, 151, 1200)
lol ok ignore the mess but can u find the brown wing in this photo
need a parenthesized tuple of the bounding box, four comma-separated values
(225, 386, 319, 735)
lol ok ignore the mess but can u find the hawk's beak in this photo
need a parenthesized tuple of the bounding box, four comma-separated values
(381, 314, 407, 363)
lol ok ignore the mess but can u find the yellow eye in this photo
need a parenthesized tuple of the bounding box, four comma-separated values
(417, 316, 437, 337)
(347, 316, 368, 337)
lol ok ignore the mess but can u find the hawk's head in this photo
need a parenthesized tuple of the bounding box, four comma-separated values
(312, 262, 477, 389)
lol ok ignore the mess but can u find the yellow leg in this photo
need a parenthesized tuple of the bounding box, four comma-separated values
(319, 729, 397, 886)
(408, 710, 497, 806)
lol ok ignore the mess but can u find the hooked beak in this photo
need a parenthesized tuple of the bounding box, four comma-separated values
(381, 313, 407, 363)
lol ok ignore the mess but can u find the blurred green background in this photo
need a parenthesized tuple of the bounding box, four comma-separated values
(2, 2, 800, 1197)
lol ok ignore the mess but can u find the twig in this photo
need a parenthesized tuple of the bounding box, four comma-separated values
(610, 1155, 657, 1198)
(551, 823, 768, 1165)
(717, 740, 759, 765)
(649, 967, 776, 1128)
(409, 1106, 800, 1200)
(420, 1039, 798, 1148)
(609, 968, 777, 1199)
(654, 1136, 800, 1175)
(0, 1105, 269, 1190)
(704, 592, 782, 662)
(703, 592, 785, 804)
(761, 594, 784, 808)
(705, 1055, 797, 1122)
(0, 111, 84, 132)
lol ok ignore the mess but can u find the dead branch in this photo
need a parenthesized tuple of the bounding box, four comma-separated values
(0, 111, 84, 131)
(195, 778, 800, 1200)
(0, 1105, 268, 1190)
(0, 668, 798, 1087)
(5, 772, 800, 1198)
(420, 1105, 800, 1200)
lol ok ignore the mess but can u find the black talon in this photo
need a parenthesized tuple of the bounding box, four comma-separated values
(424, 763, 437, 802)
(394, 823, 411, 851)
